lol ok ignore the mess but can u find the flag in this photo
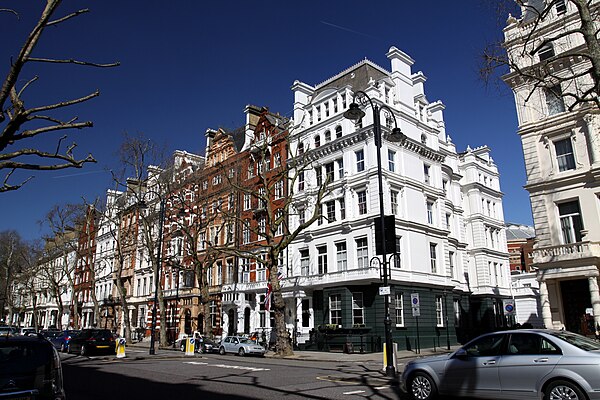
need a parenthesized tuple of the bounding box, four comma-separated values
(264, 282, 273, 312)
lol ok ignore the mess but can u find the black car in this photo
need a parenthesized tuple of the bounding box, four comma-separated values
(67, 329, 116, 356)
(0, 335, 66, 399)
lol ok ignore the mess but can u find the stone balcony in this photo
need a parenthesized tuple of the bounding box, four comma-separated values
(532, 241, 600, 269)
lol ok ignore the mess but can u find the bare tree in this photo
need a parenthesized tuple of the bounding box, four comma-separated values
(481, 0, 600, 110)
(0, 1, 119, 192)
(0, 230, 32, 324)
(111, 133, 169, 346)
(216, 112, 332, 356)
(41, 203, 86, 329)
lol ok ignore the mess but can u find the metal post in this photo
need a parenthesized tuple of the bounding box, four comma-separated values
(172, 266, 180, 348)
(372, 107, 396, 377)
(149, 197, 165, 355)
(444, 291, 450, 350)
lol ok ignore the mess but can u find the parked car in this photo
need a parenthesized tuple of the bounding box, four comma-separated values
(19, 327, 37, 336)
(50, 329, 81, 352)
(40, 329, 60, 340)
(67, 328, 116, 356)
(176, 332, 219, 353)
(402, 329, 600, 400)
(0, 335, 66, 399)
(219, 335, 266, 357)
(0, 326, 18, 337)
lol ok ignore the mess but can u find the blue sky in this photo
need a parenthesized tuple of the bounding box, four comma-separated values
(0, 0, 529, 241)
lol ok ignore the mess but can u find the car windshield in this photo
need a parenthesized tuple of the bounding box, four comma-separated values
(548, 331, 600, 351)
(239, 338, 254, 344)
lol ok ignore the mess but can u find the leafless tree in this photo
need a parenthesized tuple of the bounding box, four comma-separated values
(111, 133, 169, 346)
(0, 230, 33, 324)
(216, 114, 332, 356)
(0, 1, 119, 192)
(481, 0, 600, 111)
(40, 203, 86, 329)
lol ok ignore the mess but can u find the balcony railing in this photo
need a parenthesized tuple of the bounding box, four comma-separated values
(533, 241, 600, 267)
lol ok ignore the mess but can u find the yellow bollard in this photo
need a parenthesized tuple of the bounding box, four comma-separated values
(185, 337, 195, 356)
(116, 338, 126, 358)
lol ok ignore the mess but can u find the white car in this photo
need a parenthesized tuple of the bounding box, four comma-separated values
(219, 336, 266, 357)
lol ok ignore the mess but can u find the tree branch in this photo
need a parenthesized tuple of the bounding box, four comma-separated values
(27, 57, 120, 68)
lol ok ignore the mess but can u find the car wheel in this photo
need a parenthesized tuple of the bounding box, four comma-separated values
(80, 345, 87, 357)
(409, 372, 437, 400)
(545, 380, 585, 400)
(219, 346, 226, 355)
(238, 347, 245, 357)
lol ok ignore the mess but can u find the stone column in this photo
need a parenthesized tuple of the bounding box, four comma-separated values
(539, 279, 553, 328)
(583, 115, 600, 166)
(588, 275, 600, 330)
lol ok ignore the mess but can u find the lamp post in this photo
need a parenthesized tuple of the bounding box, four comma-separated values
(171, 263, 181, 349)
(140, 191, 166, 356)
(344, 90, 404, 377)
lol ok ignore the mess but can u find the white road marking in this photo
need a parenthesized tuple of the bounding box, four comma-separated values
(213, 364, 270, 372)
(183, 361, 269, 372)
(342, 390, 365, 395)
(374, 386, 388, 390)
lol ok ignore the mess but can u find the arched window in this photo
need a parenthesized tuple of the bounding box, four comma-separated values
(314, 135, 321, 148)
(335, 125, 342, 138)
(324, 130, 331, 142)
(421, 134, 427, 145)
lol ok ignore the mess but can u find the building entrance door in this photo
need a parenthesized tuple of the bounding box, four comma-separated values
(244, 308, 250, 334)
(560, 279, 592, 334)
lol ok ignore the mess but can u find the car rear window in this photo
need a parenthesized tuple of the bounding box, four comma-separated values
(91, 330, 113, 340)
(0, 341, 53, 371)
(549, 331, 600, 351)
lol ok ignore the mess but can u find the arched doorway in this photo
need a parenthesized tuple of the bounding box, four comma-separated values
(244, 308, 250, 334)
(227, 309, 235, 335)
(184, 309, 192, 335)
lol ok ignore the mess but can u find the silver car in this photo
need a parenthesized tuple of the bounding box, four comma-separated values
(219, 336, 266, 357)
(402, 329, 600, 400)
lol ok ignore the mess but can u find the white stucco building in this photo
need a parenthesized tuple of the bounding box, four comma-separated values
(503, 0, 600, 334)
(284, 47, 511, 348)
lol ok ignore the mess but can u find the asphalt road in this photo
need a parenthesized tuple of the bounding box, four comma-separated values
(61, 348, 409, 400)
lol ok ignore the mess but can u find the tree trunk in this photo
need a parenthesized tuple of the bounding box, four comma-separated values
(270, 259, 292, 356)
(158, 280, 167, 347)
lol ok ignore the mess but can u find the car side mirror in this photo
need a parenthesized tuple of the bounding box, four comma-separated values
(454, 348, 468, 359)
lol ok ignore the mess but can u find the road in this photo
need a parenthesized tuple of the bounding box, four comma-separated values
(61, 348, 409, 400)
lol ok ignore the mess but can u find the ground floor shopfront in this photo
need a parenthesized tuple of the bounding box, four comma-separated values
(220, 283, 513, 351)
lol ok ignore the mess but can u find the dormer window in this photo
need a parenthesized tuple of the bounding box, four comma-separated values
(538, 42, 555, 62)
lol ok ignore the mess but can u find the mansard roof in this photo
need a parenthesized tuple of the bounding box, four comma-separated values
(315, 59, 390, 93)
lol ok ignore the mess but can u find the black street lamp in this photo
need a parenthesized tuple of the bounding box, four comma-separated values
(139, 191, 166, 356)
(344, 90, 405, 377)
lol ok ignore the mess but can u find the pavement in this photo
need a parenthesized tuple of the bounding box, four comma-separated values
(124, 338, 460, 364)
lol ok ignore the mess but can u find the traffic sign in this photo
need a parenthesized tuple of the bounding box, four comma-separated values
(379, 286, 391, 296)
(503, 299, 515, 315)
(411, 293, 420, 307)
